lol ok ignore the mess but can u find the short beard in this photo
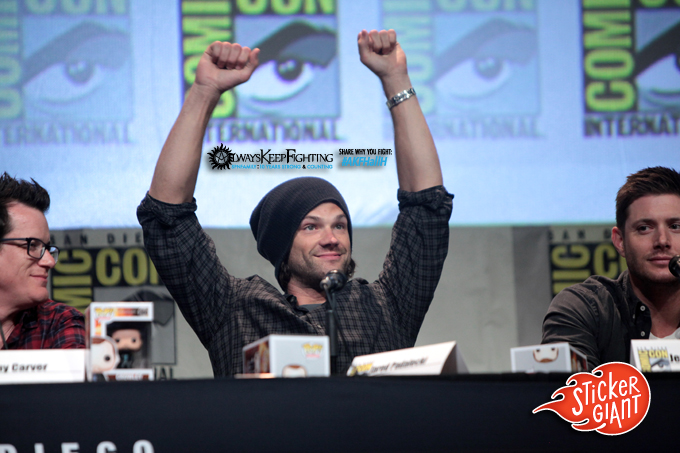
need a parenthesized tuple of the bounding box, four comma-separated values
(278, 258, 356, 293)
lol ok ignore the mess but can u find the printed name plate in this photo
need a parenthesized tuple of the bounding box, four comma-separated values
(347, 341, 468, 376)
(630, 339, 680, 372)
(511, 343, 587, 373)
(0, 350, 86, 384)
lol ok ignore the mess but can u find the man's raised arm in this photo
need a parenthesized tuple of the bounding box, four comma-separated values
(148, 42, 259, 204)
(358, 29, 442, 193)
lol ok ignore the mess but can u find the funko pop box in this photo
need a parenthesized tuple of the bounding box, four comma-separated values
(86, 302, 154, 381)
(511, 342, 587, 373)
(242, 335, 330, 377)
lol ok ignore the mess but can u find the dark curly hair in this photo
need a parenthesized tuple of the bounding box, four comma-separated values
(0, 172, 50, 239)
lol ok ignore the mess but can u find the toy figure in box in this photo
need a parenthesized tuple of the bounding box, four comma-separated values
(91, 336, 119, 381)
(107, 322, 148, 369)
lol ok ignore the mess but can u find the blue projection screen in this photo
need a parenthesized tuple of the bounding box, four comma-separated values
(2, 0, 679, 229)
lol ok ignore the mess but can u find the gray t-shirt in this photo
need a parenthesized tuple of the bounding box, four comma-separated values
(541, 270, 652, 370)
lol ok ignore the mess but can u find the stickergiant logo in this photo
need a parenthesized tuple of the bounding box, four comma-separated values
(533, 362, 650, 435)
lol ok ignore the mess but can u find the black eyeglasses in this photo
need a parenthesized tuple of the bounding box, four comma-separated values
(0, 237, 60, 262)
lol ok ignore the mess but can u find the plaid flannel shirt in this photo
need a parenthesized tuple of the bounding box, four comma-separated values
(4, 301, 86, 349)
(137, 186, 453, 376)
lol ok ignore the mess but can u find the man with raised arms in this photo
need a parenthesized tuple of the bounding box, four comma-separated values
(137, 30, 453, 376)
(542, 167, 680, 369)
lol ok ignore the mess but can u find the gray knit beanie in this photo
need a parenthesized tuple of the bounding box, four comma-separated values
(249, 177, 353, 279)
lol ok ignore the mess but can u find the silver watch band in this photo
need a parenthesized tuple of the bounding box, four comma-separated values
(386, 87, 416, 109)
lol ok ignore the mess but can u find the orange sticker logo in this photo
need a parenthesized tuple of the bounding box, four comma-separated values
(533, 362, 650, 435)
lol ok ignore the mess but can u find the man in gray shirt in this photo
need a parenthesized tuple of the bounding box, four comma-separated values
(542, 167, 680, 369)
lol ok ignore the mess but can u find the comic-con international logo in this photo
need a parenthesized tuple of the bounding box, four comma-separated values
(0, 1, 132, 146)
(548, 226, 627, 297)
(635, 347, 679, 372)
(207, 144, 332, 170)
(582, 0, 680, 137)
(382, 0, 540, 139)
(181, 0, 339, 143)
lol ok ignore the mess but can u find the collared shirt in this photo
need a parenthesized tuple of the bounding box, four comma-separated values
(541, 270, 651, 370)
(4, 301, 86, 349)
(137, 186, 453, 376)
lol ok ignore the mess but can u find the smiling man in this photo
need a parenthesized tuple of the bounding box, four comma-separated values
(137, 30, 453, 376)
(542, 167, 680, 369)
(0, 173, 86, 349)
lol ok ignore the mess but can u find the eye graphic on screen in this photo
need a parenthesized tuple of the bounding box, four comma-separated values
(236, 21, 337, 117)
(634, 22, 680, 112)
(21, 22, 130, 118)
(434, 19, 536, 100)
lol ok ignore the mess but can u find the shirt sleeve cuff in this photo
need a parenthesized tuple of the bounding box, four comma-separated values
(397, 185, 454, 211)
(137, 192, 198, 227)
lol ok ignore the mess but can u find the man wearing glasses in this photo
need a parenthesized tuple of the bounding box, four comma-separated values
(0, 173, 86, 349)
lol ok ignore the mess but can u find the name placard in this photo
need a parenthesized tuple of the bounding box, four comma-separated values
(347, 341, 468, 376)
(630, 339, 680, 372)
(0, 350, 85, 384)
